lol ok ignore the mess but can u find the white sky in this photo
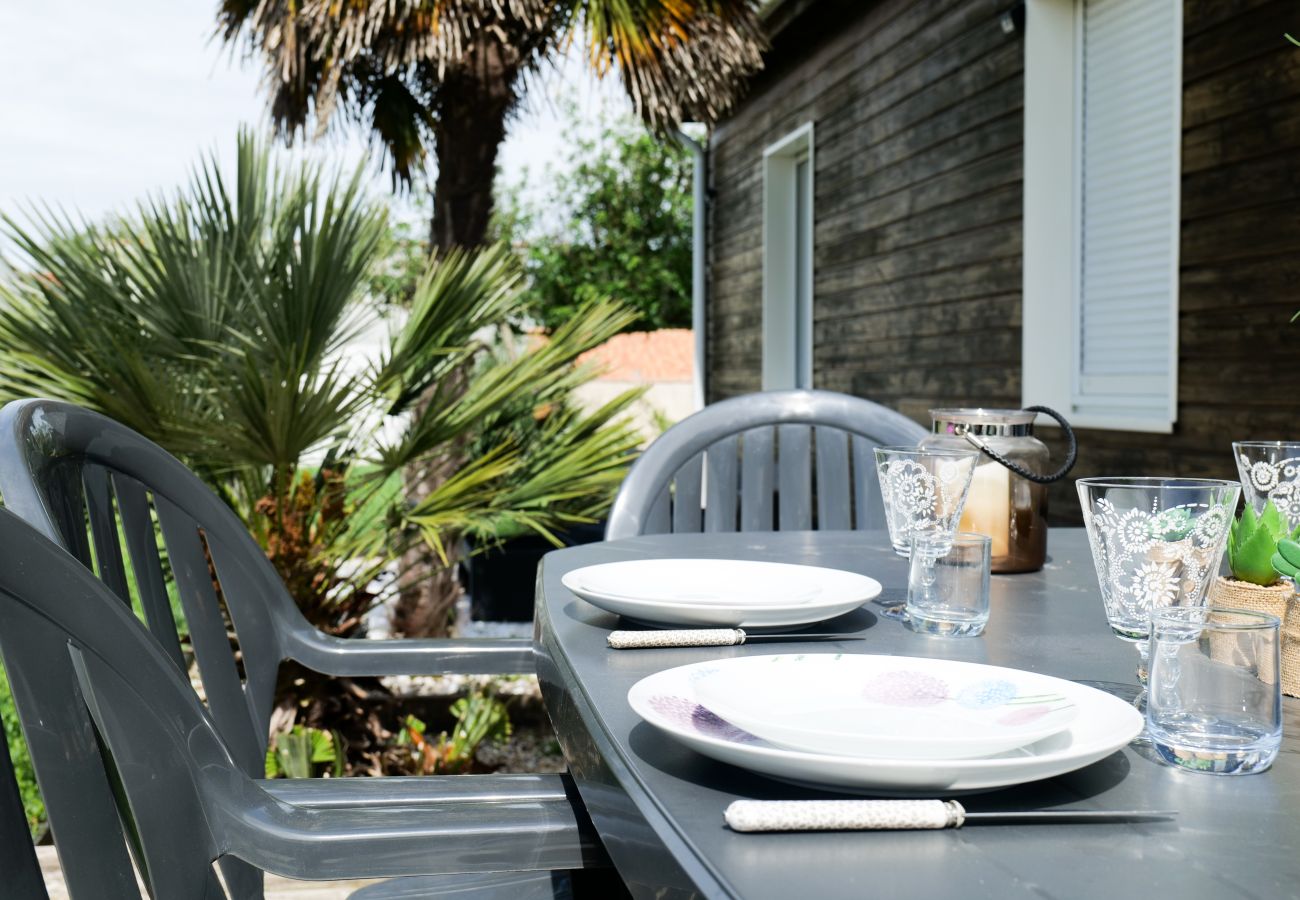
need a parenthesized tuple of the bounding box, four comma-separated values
(0, 0, 627, 235)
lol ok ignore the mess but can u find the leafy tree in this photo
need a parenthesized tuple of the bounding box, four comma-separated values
(496, 116, 692, 332)
(217, 0, 764, 250)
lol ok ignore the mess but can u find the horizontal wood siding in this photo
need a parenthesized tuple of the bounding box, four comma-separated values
(708, 0, 1300, 524)
(1038, 0, 1300, 523)
(706, 0, 1025, 422)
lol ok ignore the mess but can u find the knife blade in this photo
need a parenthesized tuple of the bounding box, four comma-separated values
(607, 627, 858, 649)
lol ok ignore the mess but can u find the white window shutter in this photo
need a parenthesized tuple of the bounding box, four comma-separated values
(1073, 0, 1181, 425)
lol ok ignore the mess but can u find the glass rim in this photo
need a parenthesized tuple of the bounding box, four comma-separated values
(1150, 605, 1281, 631)
(1075, 476, 1241, 489)
(910, 531, 991, 549)
(1232, 441, 1300, 450)
(874, 445, 981, 458)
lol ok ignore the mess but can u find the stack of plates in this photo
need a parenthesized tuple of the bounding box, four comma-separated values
(628, 655, 1143, 792)
(561, 559, 882, 628)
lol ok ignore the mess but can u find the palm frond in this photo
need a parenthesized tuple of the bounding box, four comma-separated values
(374, 242, 526, 411)
(581, 0, 766, 131)
(376, 297, 639, 473)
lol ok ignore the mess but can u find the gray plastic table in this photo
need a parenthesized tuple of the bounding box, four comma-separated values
(535, 529, 1300, 900)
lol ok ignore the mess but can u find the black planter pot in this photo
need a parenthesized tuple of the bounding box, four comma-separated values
(464, 522, 606, 622)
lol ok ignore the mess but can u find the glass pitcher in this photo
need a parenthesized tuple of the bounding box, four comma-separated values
(919, 407, 1076, 574)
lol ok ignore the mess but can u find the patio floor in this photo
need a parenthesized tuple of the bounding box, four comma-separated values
(36, 846, 381, 898)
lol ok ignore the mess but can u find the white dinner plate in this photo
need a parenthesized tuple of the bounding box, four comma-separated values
(693, 655, 1080, 759)
(628, 655, 1143, 793)
(561, 559, 882, 628)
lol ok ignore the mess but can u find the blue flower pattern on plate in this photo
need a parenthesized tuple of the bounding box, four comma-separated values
(954, 679, 1018, 709)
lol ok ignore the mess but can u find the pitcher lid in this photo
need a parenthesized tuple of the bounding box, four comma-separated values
(929, 408, 1037, 437)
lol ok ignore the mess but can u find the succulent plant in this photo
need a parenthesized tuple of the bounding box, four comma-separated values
(1273, 538, 1300, 582)
(1231, 501, 1300, 586)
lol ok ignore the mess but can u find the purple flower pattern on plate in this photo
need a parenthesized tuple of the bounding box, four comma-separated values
(648, 694, 761, 744)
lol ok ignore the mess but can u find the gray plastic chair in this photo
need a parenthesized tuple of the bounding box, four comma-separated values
(0, 399, 605, 898)
(606, 389, 928, 539)
(0, 507, 605, 898)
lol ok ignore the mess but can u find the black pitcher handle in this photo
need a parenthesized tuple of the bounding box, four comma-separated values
(959, 406, 1078, 484)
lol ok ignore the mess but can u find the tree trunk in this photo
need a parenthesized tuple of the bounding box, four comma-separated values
(429, 39, 519, 251)
(394, 37, 520, 637)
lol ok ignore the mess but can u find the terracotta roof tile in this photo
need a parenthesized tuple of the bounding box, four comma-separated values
(575, 328, 694, 382)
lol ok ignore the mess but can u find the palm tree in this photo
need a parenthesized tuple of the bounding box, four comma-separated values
(216, 0, 764, 250)
(0, 132, 644, 641)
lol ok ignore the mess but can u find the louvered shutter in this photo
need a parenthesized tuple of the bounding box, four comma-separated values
(1074, 0, 1181, 424)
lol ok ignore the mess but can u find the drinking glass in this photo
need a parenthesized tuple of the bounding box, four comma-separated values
(1076, 477, 1240, 695)
(905, 532, 991, 636)
(1146, 606, 1282, 775)
(1233, 441, 1300, 529)
(873, 446, 979, 557)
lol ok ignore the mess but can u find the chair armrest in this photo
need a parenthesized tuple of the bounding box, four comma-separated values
(233, 774, 606, 880)
(282, 626, 535, 676)
(264, 772, 573, 809)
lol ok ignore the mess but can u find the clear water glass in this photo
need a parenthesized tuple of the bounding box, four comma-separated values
(1146, 606, 1282, 775)
(906, 532, 991, 637)
(1076, 477, 1240, 689)
(873, 446, 979, 557)
(1233, 441, 1300, 529)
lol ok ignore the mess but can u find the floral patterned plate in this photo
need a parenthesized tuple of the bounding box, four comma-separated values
(561, 559, 882, 628)
(628, 655, 1143, 793)
(693, 655, 1079, 759)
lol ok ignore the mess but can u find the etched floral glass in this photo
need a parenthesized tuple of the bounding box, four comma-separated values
(873, 446, 979, 557)
(1076, 477, 1240, 688)
(1233, 441, 1300, 529)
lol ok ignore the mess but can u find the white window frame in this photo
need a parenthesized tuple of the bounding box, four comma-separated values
(1022, 0, 1181, 433)
(762, 122, 815, 390)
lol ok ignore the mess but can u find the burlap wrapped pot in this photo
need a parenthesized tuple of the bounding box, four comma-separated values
(1206, 576, 1299, 697)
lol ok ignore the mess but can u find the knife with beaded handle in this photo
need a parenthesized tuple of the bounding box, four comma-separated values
(723, 800, 1177, 832)
(606, 628, 857, 649)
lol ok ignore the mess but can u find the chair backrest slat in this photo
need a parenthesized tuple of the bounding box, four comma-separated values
(154, 496, 264, 775)
(606, 390, 928, 540)
(739, 426, 775, 530)
(671, 454, 704, 533)
(645, 490, 671, 535)
(112, 473, 189, 672)
(48, 462, 93, 568)
(83, 463, 132, 605)
(814, 427, 851, 531)
(704, 436, 739, 532)
(777, 425, 812, 530)
(205, 532, 287, 745)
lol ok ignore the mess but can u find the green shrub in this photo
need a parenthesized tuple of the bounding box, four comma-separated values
(0, 662, 45, 837)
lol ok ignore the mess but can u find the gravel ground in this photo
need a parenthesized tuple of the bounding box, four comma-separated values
(475, 720, 568, 773)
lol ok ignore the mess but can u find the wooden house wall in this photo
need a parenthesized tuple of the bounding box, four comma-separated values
(705, 0, 1300, 523)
